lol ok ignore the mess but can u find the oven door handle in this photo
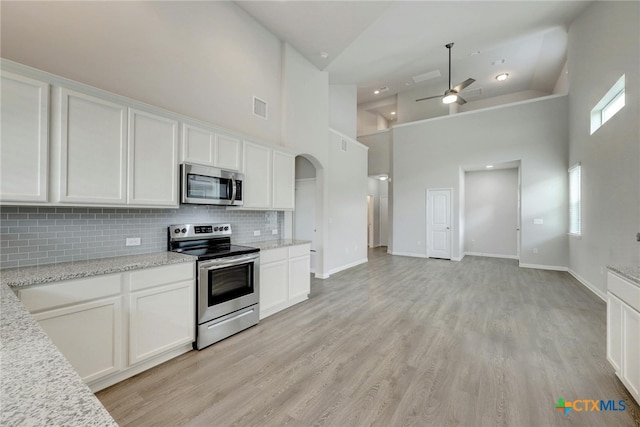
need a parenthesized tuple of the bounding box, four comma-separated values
(199, 253, 259, 269)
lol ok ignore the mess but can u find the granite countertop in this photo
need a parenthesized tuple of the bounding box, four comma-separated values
(0, 251, 196, 425)
(1, 251, 196, 288)
(243, 239, 312, 251)
(0, 282, 118, 426)
(608, 265, 640, 286)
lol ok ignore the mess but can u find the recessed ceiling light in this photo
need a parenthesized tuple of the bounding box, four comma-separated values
(320, 51, 329, 59)
(486, 165, 494, 169)
(405, 82, 412, 86)
(391, 111, 396, 115)
(374, 90, 380, 94)
(379, 175, 388, 181)
(495, 73, 509, 81)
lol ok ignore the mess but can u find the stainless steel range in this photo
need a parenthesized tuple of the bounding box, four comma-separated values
(168, 223, 260, 350)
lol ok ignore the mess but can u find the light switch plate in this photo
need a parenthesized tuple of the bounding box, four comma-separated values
(533, 219, 544, 225)
(253, 230, 261, 236)
(126, 237, 141, 246)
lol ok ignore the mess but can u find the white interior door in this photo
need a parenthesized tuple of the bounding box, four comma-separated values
(367, 195, 374, 248)
(427, 189, 452, 259)
(294, 179, 316, 273)
(380, 196, 388, 247)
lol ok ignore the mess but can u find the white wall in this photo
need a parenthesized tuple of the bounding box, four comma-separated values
(464, 169, 519, 258)
(329, 85, 357, 139)
(392, 95, 569, 268)
(397, 88, 449, 124)
(327, 131, 369, 274)
(357, 130, 391, 176)
(459, 90, 549, 114)
(567, 1, 640, 295)
(0, 1, 283, 144)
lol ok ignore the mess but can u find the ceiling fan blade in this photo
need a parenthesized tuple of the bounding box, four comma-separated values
(455, 95, 467, 105)
(416, 94, 443, 102)
(453, 78, 475, 93)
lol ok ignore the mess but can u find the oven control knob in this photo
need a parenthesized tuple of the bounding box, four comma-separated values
(181, 228, 187, 234)
(224, 226, 229, 231)
(174, 228, 181, 234)
(214, 227, 219, 231)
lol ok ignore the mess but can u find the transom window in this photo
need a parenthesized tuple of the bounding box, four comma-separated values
(591, 75, 625, 134)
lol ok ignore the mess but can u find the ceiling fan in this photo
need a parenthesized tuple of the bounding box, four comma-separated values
(416, 42, 475, 105)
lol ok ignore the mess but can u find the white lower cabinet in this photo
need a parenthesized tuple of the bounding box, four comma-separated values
(607, 271, 640, 404)
(17, 262, 195, 392)
(34, 296, 122, 383)
(260, 244, 310, 319)
(129, 280, 195, 365)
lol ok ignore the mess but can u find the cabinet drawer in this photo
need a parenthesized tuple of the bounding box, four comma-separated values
(261, 247, 288, 264)
(18, 274, 122, 313)
(128, 262, 195, 292)
(289, 244, 310, 258)
(608, 272, 640, 312)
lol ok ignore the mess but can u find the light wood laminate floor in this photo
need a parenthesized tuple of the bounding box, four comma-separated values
(97, 249, 640, 426)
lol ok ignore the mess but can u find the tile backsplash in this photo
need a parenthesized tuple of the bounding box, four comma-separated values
(0, 205, 283, 269)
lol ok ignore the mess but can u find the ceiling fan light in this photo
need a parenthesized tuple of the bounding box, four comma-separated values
(495, 73, 509, 81)
(442, 93, 458, 104)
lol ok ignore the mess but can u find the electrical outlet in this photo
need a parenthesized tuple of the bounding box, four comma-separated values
(533, 248, 538, 254)
(272, 229, 278, 235)
(126, 237, 141, 246)
(600, 266, 605, 275)
(253, 230, 261, 236)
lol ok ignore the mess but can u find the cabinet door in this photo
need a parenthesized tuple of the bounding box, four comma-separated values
(260, 260, 288, 317)
(622, 305, 640, 399)
(34, 296, 122, 383)
(243, 141, 271, 208)
(128, 109, 178, 206)
(607, 292, 623, 372)
(182, 123, 214, 166)
(58, 89, 127, 204)
(289, 255, 311, 301)
(0, 72, 49, 202)
(129, 281, 195, 365)
(215, 133, 242, 171)
(272, 150, 295, 210)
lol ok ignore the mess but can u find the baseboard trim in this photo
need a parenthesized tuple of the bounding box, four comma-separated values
(465, 252, 518, 260)
(518, 263, 568, 272)
(568, 269, 606, 302)
(327, 258, 368, 276)
(315, 273, 330, 279)
(388, 251, 428, 258)
(451, 254, 465, 262)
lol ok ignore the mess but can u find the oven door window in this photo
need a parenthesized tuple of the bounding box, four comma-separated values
(207, 263, 254, 306)
(187, 174, 233, 202)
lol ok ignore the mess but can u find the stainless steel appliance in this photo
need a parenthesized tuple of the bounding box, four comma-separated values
(181, 163, 244, 206)
(168, 223, 259, 350)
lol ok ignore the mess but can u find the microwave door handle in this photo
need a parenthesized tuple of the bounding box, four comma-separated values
(230, 176, 237, 203)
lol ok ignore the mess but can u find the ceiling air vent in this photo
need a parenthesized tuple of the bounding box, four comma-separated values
(253, 96, 268, 120)
(412, 69, 441, 84)
(462, 87, 483, 99)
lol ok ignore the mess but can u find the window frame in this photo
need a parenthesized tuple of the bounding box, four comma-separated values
(568, 163, 582, 238)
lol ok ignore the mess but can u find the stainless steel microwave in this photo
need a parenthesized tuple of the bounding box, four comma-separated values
(181, 163, 244, 206)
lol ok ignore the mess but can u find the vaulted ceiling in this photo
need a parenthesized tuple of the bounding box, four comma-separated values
(237, 1, 592, 114)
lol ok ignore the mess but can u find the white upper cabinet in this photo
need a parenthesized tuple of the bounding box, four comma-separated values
(128, 109, 178, 207)
(0, 72, 49, 203)
(272, 150, 295, 210)
(182, 124, 214, 166)
(240, 141, 295, 211)
(215, 133, 242, 171)
(57, 88, 127, 204)
(182, 123, 242, 172)
(242, 141, 272, 209)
